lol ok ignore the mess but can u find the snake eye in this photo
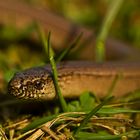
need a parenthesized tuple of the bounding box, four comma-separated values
(20, 79, 24, 84)
(34, 80, 43, 89)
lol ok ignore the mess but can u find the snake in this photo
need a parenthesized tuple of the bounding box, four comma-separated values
(0, 1, 140, 99)
(8, 61, 140, 100)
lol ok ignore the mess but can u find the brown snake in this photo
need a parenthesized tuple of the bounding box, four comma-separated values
(8, 61, 140, 100)
(0, 1, 139, 99)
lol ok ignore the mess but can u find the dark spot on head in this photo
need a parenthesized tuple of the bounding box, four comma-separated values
(20, 79, 24, 84)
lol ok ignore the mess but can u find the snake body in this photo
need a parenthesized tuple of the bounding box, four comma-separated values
(1, 1, 140, 99)
(8, 61, 140, 100)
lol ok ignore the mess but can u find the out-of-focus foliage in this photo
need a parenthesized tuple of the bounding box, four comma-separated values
(37, 0, 140, 48)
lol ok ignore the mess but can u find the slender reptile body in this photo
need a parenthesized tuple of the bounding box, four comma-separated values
(0, 1, 140, 99)
(8, 61, 140, 100)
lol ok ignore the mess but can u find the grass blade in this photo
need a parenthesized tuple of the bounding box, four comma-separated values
(74, 96, 113, 135)
(56, 32, 83, 62)
(47, 32, 68, 112)
(95, 0, 124, 62)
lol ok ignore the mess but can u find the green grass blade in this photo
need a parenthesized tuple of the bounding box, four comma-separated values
(95, 0, 124, 62)
(105, 75, 119, 98)
(56, 32, 83, 63)
(74, 96, 113, 135)
(47, 32, 68, 112)
(21, 115, 57, 133)
(35, 23, 55, 58)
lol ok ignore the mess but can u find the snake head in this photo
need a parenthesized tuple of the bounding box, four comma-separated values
(8, 66, 56, 100)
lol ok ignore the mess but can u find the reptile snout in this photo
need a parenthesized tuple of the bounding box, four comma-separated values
(8, 75, 24, 98)
(8, 69, 55, 100)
